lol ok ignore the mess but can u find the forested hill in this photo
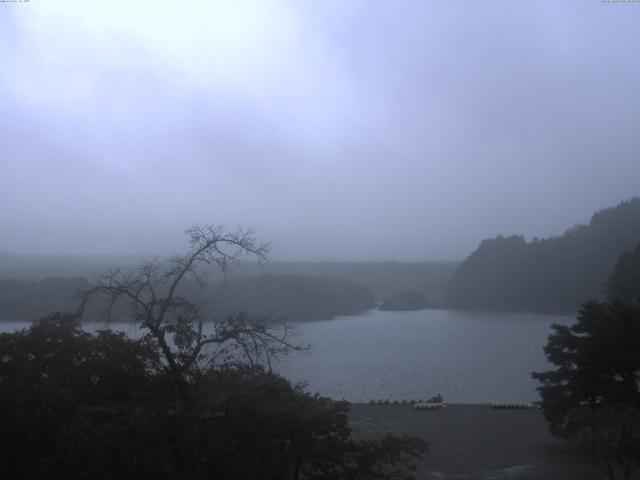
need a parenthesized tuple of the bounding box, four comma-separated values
(447, 198, 640, 312)
(0, 253, 456, 305)
(0, 274, 375, 322)
(205, 274, 376, 321)
(231, 261, 456, 304)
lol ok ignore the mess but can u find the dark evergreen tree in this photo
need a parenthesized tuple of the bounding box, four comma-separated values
(533, 301, 640, 479)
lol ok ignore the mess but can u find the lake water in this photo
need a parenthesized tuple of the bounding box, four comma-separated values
(0, 309, 574, 404)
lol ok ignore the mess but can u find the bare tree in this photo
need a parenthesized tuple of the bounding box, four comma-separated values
(79, 224, 305, 401)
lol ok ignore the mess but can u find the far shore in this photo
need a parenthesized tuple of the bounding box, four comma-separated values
(0, 304, 579, 324)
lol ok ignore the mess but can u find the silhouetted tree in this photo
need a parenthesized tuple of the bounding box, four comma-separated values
(533, 300, 640, 480)
(1, 225, 428, 479)
(79, 224, 303, 403)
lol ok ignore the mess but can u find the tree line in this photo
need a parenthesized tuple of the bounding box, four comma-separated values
(0, 274, 375, 323)
(448, 198, 640, 311)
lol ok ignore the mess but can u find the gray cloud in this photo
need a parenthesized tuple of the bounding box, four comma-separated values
(2, 0, 639, 260)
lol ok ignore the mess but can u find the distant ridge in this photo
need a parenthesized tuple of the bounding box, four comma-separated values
(447, 198, 640, 312)
(0, 252, 144, 280)
(0, 252, 456, 304)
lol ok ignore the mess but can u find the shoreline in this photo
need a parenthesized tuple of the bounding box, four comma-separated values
(348, 404, 600, 480)
(0, 304, 578, 324)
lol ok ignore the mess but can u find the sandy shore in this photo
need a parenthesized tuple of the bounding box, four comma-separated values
(348, 404, 602, 480)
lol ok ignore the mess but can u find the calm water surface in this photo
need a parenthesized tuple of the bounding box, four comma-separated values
(1, 309, 574, 403)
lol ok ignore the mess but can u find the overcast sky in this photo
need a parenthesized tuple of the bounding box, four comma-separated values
(1, 1, 639, 261)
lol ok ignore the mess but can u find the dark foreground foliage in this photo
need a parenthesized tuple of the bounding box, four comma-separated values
(533, 245, 640, 479)
(533, 301, 640, 480)
(533, 301, 640, 479)
(533, 301, 640, 433)
(0, 313, 427, 480)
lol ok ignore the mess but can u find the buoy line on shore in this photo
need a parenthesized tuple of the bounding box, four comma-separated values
(366, 399, 535, 410)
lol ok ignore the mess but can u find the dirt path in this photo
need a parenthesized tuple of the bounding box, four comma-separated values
(349, 404, 603, 480)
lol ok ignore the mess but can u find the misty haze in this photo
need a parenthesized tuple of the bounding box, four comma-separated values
(2, 2, 640, 480)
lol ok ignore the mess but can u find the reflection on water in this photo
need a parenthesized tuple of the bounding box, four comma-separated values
(1, 309, 574, 403)
(275, 309, 573, 403)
